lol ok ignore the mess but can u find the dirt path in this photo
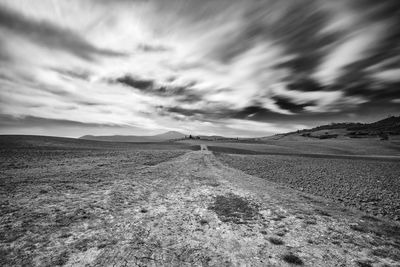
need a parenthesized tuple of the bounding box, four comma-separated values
(65, 150, 400, 267)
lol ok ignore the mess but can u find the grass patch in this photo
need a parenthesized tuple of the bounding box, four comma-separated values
(304, 219, 317, 225)
(140, 208, 148, 213)
(350, 220, 400, 242)
(282, 253, 303, 265)
(208, 193, 259, 224)
(199, 219, 208, 225)
(271, 214, 287, 221)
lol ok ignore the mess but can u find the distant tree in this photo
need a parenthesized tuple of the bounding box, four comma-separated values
(379, 132, 389, 141)
(189, 135, 193, 139)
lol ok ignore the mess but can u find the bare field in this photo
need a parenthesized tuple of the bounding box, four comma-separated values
(0, 135, 199, 151)
(0, 145, 189, 266)
(216, 153, 400, 221)
(180, 139, 400, 157)
(1, 137, 400, 266)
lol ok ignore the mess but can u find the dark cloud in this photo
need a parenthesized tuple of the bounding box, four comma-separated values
(344, 81, 400, 102)
(232, 106, 271, 119)
(136, 43, 171, 53)
(112, 75, 205, 103)
(272, 96, 315, 113)
(191, 0, 398, 110)
(165, 96, 397, 128)
(115, 75, 154, 90)
(165, 105, 232, 119)
(350, 0, 400, 22)
(166, 107, 200, 117)
(232, 101, 400, 127)
(231, 106, 323, 124)
(286, 78, 326, 92)
(165, 103, 340, 127)
(205, 0, 340, 75)
(259, 1, 340, 74)
(334, 0, 400, 85)
(0, 4, 125, 61)
(177, 92, 203, 103)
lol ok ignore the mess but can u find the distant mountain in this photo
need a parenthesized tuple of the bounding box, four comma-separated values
(152, 131, 186, 140)
(263, 116, 400, 141)
(80, 131, 185, 142)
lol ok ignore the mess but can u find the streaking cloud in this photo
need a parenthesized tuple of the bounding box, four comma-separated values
(0, 0, 399, 137)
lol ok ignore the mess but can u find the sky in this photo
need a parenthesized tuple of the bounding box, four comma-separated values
(0, 0, 399, 137)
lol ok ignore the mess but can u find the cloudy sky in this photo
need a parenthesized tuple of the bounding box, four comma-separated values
(0, 0, 399, 137)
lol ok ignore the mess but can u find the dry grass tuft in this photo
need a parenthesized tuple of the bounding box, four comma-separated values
(355, 260, 373, 267)
(282, 252, 303, 265)
(268, 237, 284, 245)
(208, 194, 259, 224)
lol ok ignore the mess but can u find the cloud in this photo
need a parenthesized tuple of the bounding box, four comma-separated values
(286, 78, 325, 92)
(0, 0, 399, 137)
(110, 74, 205, 104)
(136, 43, 171, 53)
(0, 4, 124, 61)
(373, 69, 400, 82)
(50, 68, 92, 81)
(115, 75, 154, 90)
(344, 81, 400, 102)
(314, 25, 383, 85)
(272, 96, 315, 114)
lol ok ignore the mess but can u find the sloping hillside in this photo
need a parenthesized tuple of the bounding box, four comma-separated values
(268, 116, 400, 140)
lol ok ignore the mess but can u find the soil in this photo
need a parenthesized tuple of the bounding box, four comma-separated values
(1, 144, 400, 266)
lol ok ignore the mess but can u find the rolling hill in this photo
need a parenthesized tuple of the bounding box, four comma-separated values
(264, 116, 400, 141)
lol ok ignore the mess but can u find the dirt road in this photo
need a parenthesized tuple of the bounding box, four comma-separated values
(28, 149, 400, 266)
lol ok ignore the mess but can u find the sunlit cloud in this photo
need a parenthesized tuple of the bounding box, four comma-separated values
(315, 25, 384, 85)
